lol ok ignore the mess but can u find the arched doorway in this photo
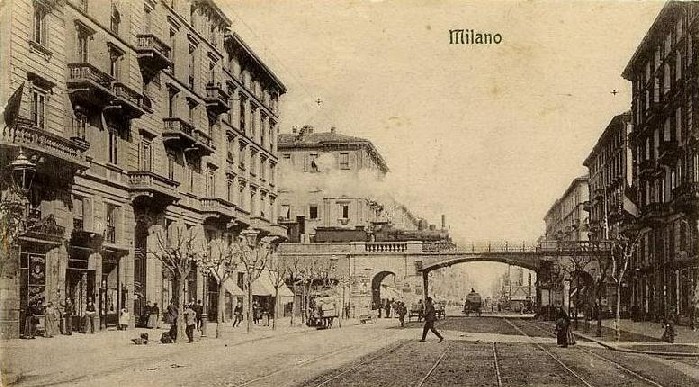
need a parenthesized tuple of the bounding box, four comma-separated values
(371, 271, 395, 313)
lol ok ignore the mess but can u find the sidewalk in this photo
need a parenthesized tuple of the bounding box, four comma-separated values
(1, 316, 345, 386)
(568, 318, 699, 357)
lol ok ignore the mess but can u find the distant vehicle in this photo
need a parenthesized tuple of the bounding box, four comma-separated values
(463, 289, 483, 316)
(435, 300, 447, 319)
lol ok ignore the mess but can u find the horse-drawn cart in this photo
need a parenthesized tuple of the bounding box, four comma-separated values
(463, 290, 483, 316)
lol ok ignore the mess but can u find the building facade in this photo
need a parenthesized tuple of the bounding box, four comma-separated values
(0, 0, 285, 338)
(277, 126, 420, 243)
(622, 1, 699, 323)
(543, 176, 589, 242)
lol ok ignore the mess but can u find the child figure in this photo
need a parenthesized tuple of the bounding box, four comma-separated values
(118, 308, 130, 331)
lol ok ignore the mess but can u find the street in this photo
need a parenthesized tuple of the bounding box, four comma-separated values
(7, 315, 699, 387)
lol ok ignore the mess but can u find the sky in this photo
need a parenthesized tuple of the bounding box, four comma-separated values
(219, 0, 665, 291)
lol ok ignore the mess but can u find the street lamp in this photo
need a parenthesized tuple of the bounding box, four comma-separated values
(10, 149, 37, 194)
(241, 229, 260, 248)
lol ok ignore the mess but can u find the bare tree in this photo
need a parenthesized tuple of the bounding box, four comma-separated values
(195, 237, 238, 338)
(561, 254, 593, 329)
(149, 224, 203, 342)
(285, 255, 303, 326)
(267, 252, 289, 329)
(609, 232, 641, 340)
(236, 236, 271, 333)
(592, 253, 613, 337)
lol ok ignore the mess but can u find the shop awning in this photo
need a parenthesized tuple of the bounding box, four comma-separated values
(223, 278, 245, 296)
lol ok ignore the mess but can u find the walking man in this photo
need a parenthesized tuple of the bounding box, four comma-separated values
(420, 297, 444, 342)
(195, 300, 204, 332)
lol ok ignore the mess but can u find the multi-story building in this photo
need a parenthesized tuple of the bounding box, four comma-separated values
(583, 112, 637, 241)
(0, 0, 285, 338)
(622, 1, 699, 323)
(543, 176, 589, 242)
(583, 112, 638, 316)
(277, 126, 420, 242)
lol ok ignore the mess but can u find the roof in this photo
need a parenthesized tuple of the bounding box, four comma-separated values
(583, 112, 631, 167)
(621, 2, 685, 80)
(225, 32, 286, 94)
(278, 129, 389, 172)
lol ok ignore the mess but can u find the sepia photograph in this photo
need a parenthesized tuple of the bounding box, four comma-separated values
(0, 0, 698, 385)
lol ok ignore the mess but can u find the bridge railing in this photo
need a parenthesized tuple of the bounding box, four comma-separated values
(424, 240, 614, 255)
(364, 242, 408, 253)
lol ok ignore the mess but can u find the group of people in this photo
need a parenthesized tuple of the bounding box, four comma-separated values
(22, 297, 98, 339)
(138, 301, 161, 329)
(163, 300, 205, 343)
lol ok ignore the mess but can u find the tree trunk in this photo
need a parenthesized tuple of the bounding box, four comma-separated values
(615, 281, 622, 341)
(217, 282, 225, 338)
(177, 277, 186, 343)
(290, 283, 296, 326)
(273, 286, 279, 330)
(246, 278, 252, 333)
(596, 284, 603, 337)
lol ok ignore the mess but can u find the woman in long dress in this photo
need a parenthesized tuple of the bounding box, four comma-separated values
(555, 307, 571, 347)
(43, 302, 59, 338)
(148, 303, 160, 329)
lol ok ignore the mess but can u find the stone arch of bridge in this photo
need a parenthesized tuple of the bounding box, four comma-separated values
(371, 270, 396, 309)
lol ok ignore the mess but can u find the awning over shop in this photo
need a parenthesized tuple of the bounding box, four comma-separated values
(223, 278, 245, 296)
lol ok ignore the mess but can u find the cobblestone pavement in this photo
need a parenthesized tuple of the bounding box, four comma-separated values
(4, 316, 699, 386)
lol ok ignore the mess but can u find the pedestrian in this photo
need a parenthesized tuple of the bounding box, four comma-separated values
(167, 300, 178, 342)
(555, 307, 571, 348)
(149, 302, 160, 329)
(119, 308, 130, 330)
(420, 297, 444, 342)
(233, 303, 243, 327)
(83, 299, 97, 333)
(417, 299, 424, 322)
(397, 301, 407, 327)
(61, 297, 73, 335)
(22, 301, 40, 339)
(142, 301, 152, 328)
(195, 300, 204, 332)
(184, 303, 197, 343)
(252, 301, 260, 324)
(43, 301, 59, 338)
(662, 308, 677, 343)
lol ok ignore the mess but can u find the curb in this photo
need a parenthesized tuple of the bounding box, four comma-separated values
(571, 331, 699, 357)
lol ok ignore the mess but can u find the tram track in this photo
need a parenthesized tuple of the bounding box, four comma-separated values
(492, 341, 503, 387)
(414, 344, 449, 387)
(505, 317, 667, 387)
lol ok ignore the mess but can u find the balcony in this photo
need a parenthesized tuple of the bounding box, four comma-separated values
(112, 82, 145, 119)
(66, 63, 115, 109)
(205, 83, 230, 115)
(162, 117, 196, 148)
(1, 118, 88, 169)
(127, 171, 180, 203)
(658, 140, 679, 165)
(135, 34, 172, 75)
(673, 182, 699, 212)
(200, 197, 235, 220)
(638, 159, 656, 177)
(193, 129, 216, 155)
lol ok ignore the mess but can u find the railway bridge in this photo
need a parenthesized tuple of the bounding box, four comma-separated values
(277, 240, 613, 316)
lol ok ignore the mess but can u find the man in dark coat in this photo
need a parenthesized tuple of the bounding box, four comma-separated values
(420, 297, 444, 342)
(555, 307, 571, 347)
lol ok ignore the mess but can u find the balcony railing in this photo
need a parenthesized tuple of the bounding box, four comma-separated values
(200, 197, 234, 218)
(127, 171, 180, 202)
(1, 118, 88, 168)
(23, 213, 66, 243)
(105, 224, 116, 243)
(112, 82, 144, 118)
(68, 62, 113, 88)
(135, 34, 172, 74)
(67, 63, 116, 108)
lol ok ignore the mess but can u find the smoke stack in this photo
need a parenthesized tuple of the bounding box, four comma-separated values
(429, 224, 436, 231)
(330, 126, 336, 134)
(441, 214, 446, 230)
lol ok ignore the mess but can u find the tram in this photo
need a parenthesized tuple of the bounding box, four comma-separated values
(463, 289, 483, 316)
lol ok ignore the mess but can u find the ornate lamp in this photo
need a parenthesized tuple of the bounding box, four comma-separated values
(10, 149, 36, 194)
(241, 229, 259, 248)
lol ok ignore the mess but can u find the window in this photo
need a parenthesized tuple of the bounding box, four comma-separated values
(208, 61, 215, 85)
(72, 196, 84, 232)
(188, 45, 196, 89)
(188, 163, 195, 192)
(280, 205, 290, 220)
(108, 127, 118, 164)
(206, 168, 215, 197)
(110, 5, 120, 35)
(30, 88, 47, 129)
(239, 143, 246, 168)
(188, 101, 196, 123)
(251, 105, 258, 138)
(33, 4, 47, 46)
(270, 163, 275, 185)
(250, 189, 256, 216)
(144, 6, 152, 34)
(109, 48, 121, 80)
(340, 204, 349, 219)
(308, 153, 319, 172)
(260, 113, 267, 146)
(140, 137, 152, 171)
(340, 152, 350, 170)
(250, 150, 258, 176)
(168, 89, 177, 117)
(169, 29, 176, 66)
(106, 204, 117, 243)
(309, 205, 318, 220)
(167, 152, 175, 180)
(260, 193, 266, 218)
(227, 178, 234, 202)
(77, 31, 89, 62)
(239, 97, 246, 131)
(73, 110, 87, 139)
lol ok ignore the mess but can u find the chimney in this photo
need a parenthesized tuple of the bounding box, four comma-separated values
(330, 126, 336, 134)
(429, 224, 436, 231)
(441, 214, 446, 230)
(307, 126, 314, 134)
(292, 126, 297, 134)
